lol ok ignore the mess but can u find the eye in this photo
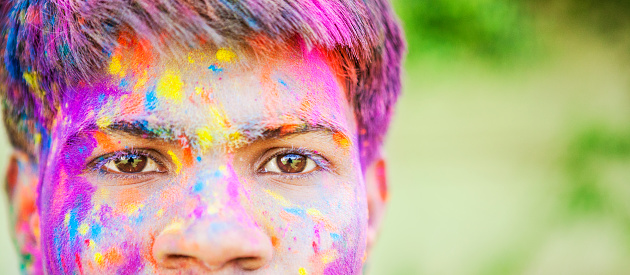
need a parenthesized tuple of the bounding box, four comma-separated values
(102, 153, 163, 174)
(262, 153, 319, 174)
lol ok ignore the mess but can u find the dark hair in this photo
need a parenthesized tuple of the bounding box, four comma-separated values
(0, 0, 405, 165)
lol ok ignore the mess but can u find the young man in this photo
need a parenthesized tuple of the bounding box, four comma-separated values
(1, 0, 404, 273)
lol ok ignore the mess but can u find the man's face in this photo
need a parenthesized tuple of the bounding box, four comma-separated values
(32, 42, 370, 274)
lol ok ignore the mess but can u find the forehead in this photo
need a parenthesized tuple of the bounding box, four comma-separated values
(59, 42, 355, 150)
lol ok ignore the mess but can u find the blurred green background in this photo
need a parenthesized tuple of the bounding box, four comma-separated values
(2, 0, 630, 274)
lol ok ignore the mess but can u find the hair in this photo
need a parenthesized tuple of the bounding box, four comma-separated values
(0, 0, 404, 167)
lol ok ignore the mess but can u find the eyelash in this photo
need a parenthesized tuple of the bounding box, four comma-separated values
(257, 147, 332, 179)
(89, 148, 166, 179)
(89, 147, 331, 181)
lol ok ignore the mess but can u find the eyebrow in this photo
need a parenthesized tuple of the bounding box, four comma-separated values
(72, 119, 348, 148)
(106, 120, 174, 140)
(258, 124, 341, 141)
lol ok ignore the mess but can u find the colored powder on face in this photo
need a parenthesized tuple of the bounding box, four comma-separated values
(121, 92, 144, 116)
(93, 132, 116, 151)
(264, 189, 291, 207)
(332, 132, 351, 148)
(279, 124, 301, 135)
(156, 71, 184, 101)
(94, 253, 103, 266)
(330, 233, 341, 242)
(228, 131, 243, 143)
(182, 147, 193, 166)
(90, 224, 102, 239)
(321, 249, 339, 264)
(299, 267, 308, 275)
(284, 207, 306, 217)
(208, 106, 228, 129)
(133, 70, 149, 92)
(193, 181, 204, 193)
(278, 79, 288, 87)
(96, 116, 112, 129)
(103, 247, 122, 265)
(78, 223, 89, 235)
(306, 208, 322, 217)
(196, 127, 213, 150)
(208, 64, 224, 72)
(307, 208, 336, 231)
(167, 150, 182, 174)
(206, 201, 221, 215)
(125, 203, 143, 215)
(216, 48, 237, 62)
(108, 55, 122, 76)
(271, 236, 280, 248)
(64, 213, 71, 227)
(145, 88, 157, 110)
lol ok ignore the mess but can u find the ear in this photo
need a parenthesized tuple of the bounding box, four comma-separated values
(364, 156, 388, 252)
(5, 151, 41, 268)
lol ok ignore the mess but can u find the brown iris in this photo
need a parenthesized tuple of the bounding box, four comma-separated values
(277, 153, 307, 173)
(114, 155, 147, 173)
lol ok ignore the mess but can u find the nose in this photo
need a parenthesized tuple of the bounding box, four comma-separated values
(152, 219, 273, 271)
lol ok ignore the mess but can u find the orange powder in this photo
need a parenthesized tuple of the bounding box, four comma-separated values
(93, 132, 117, 151)
(271, 236, 280, 249)
(182, 147, 194, 166)
(121, 93, 144, 116)
(332, 131, 350, 149)
(103, 247, 122, 266)
(115, 189, 141, 215)
(279, 124, 300, 135)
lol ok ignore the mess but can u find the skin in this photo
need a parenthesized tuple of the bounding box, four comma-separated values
(5, 40, 388, 274)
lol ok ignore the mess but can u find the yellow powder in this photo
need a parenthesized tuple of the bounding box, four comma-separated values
(306, 208, 322, 217)
(22, 71, 45, 98)
(133, 70, 149, 91)
(33, 133, 41, 146)
(298, 267, 308, 275)
(264, 189, 291, 207)
(126, 203, 143, 215)
(79, 223, 89, 235)
(94, 252, 103, 265)
(108, 55, 122, 75)
(216, 48, 237, 63)
(156, 71, 184, 101)
(197, 127, 214, 150)
(168, 150, 183, 174)
(96, 116, 112, 129)
(208, 106, 227, 129)
(321, 249, 339, 264)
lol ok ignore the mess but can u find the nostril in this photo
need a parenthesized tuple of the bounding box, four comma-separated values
(166, 254, 192, 261)
(153, 221, 273, 271)
(162, 254, 196, 269)
(236, 257, 265, 271)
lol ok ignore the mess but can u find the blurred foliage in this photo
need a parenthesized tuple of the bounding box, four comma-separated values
(565, 126, 630, 216)
(392, 0, 533, 63)
(531, 0, 630, 41)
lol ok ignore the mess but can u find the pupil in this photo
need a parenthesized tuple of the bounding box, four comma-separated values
(277, 154, 307, 173)
(114, 155, 147, 173)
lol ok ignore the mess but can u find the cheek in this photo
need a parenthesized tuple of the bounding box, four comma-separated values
(252, 174, 367, 273)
